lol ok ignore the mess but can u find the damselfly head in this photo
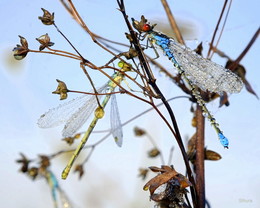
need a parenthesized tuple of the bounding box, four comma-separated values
(132, 15, 156, 33)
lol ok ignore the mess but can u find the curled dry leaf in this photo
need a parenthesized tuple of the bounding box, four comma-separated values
(143, 165, 191, 195)
(143, 166, 192, 207)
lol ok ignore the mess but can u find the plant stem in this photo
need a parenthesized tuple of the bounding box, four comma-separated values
(195, 105, 205, 208)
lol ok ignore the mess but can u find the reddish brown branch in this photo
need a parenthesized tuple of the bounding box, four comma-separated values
(195, 105, 205, 208)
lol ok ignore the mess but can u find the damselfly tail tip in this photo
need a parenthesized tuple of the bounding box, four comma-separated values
(218, 132, 229, 149)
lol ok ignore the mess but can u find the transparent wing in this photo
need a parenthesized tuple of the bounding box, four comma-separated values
(38, 95, 91, 128)
(38, 85, 107, 138)
(62, 85, 107, 137)
(110, 94, 123, 147)
(168, 39, 243, 94)
(62, 93, 103, 137)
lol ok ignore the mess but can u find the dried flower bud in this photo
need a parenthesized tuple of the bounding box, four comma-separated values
(74, 164, 84, 179)
(148, 148, 160, 158)
(38, 8, 54, 25)
(134, 127, 146, 136)
(52, 79, 68, 100)
(138, 168, 149, 180)
(121, 47, 138, 59)
(63, 137, 75, 145)
(36, 33, 54, 51)
(74, 133, 81, 139)
(205, 149, 222, 161)
(13, 36, 29, 60)
(28, 167, 39, 180)
(39, 155, 50, 168)
(62, 133, 81, 145)
(16, 153, 31, 173)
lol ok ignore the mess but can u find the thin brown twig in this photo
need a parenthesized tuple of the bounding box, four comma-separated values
(66, 0, 125, 60)
(46, 47, 81, 59)
(28, 49, 82, 60)
(145, 132, 166, 165)
(63, 0, 153, 95)
(209, 0, 233, 59)
(147, 55, 191, 95)
(60, 0, 130, 48)
(92, 65, 154, 107)
(98, 65, 151, 96)
(53, 23, 88, 62)
(207, 0, 228, 58)
(160, 0, 184, 44)
(80, 64, 102, 107)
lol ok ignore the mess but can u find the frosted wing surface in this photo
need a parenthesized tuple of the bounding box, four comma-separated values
(62, 85, 107, 137)
(110, 94, 123, 147)
(168, 39, 243, 94)
(38, 95, 91, 128)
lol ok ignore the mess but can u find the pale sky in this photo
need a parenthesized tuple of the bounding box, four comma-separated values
(1, 0, 259, 208)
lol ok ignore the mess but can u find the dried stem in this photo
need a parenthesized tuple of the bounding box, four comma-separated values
(209, 0, 232, 59)
(207, 0, 228, 58)
(160, 0, 185, 44)
(195, 105, 205, 208)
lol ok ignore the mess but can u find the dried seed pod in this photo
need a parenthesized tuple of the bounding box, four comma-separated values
(38, 8, 54, 25)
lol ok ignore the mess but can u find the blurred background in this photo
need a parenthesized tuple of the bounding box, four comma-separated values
(0, 0, 259, 207)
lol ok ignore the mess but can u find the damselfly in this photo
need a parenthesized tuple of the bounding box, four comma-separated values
(132, 16, 243, 148)
(43, 170, 73, 208)
(38, 62, 131, 179)
(132, 16, 243, 94)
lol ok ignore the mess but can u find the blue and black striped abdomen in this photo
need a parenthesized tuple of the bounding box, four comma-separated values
(149, 32, 177, 63)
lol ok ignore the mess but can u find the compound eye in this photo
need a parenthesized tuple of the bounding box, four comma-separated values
(142, 24, 151, 32)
